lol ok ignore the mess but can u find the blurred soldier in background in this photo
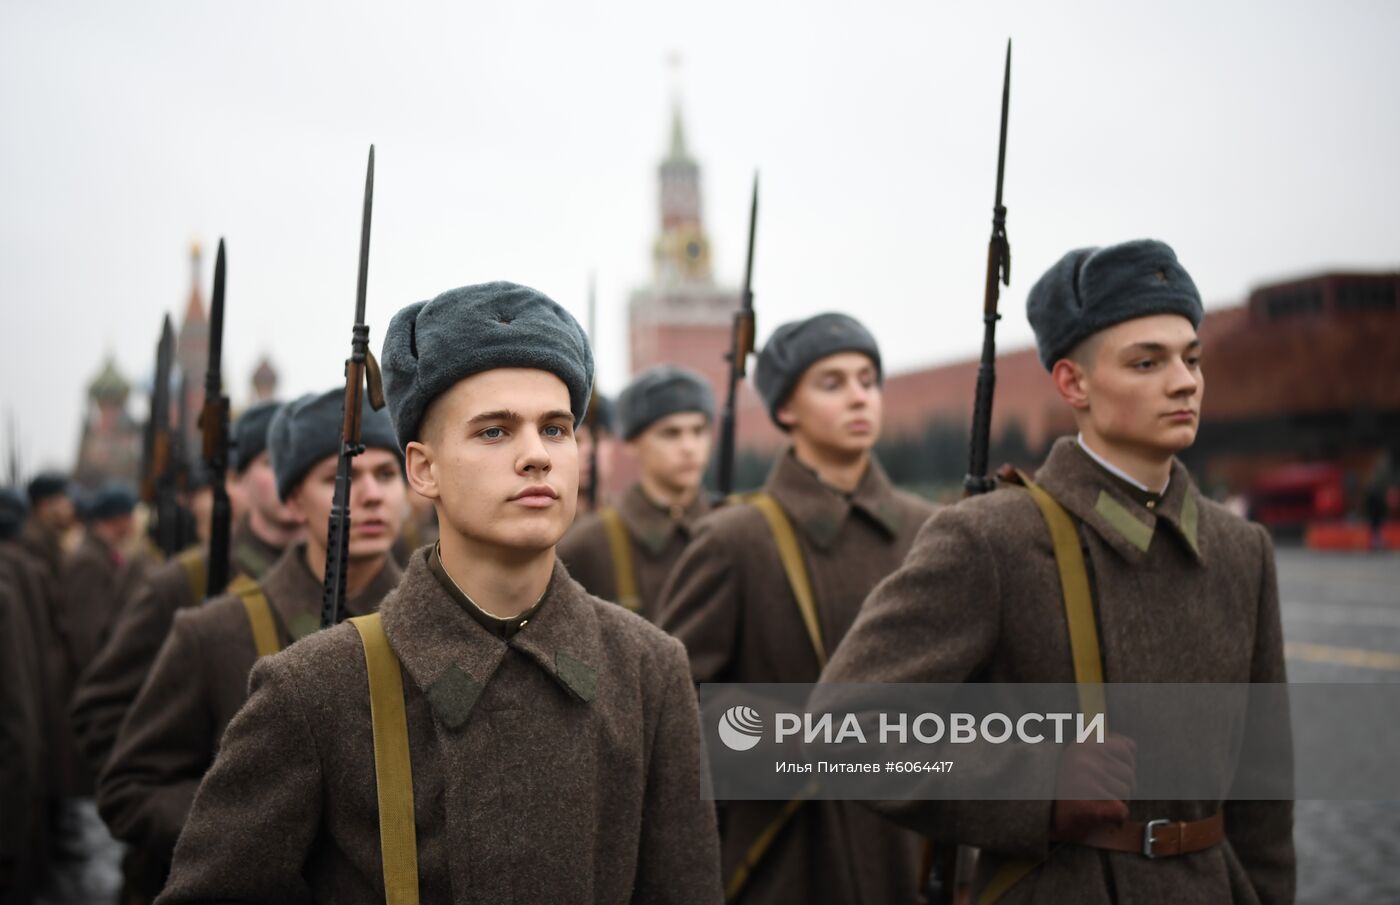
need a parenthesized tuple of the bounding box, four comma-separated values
(1, 487, 51, 904)
(20, 472, 76, 579)
(560, 364, 715, 621)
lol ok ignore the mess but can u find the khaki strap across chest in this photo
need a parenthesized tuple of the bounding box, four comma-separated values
(724, 493, 826, 901)
(235, 578, 281, 659)
(349, 612, 420, 905)
(599, 507, 641, 612)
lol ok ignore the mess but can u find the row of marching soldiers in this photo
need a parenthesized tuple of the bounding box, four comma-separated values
(2, 239, 1293, 905)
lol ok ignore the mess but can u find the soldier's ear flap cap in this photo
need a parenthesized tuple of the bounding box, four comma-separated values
(380, 282, 595, 448)
(1027, 239, 1203, 371)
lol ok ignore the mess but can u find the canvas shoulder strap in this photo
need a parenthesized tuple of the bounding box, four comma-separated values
(176, 548, 207, 606)
(348, 612, 420, 905)
(599, 507, 641, 612)
(236, 583, 280, 659)
(749, 493, 826, 667)
(724, 493, 826, 901)
(976, 475, 1107, 905)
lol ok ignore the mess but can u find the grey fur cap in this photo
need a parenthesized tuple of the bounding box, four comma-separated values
(754, 312, 882, 428)
(232, 400, 281, 474)
(1026, 239, 1204, 370)
(617, 365, 715, 440)
(268, 389, 400, 501)
(381, 281, 594, 447)
(83, 483, 137, 522)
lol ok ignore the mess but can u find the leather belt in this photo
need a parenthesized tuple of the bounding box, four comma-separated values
(1067, 813, 1224, 859)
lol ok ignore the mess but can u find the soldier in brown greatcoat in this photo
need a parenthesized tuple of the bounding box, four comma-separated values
(59, 484, 140, 683)
(18, 472, 75, 581)
(71, 400, 297, 777)
(821, 240, 1294, 904)
(158, 281, 722, 903)
(1, 487, 51, 903)
(559, 364, 715, 621)
(98, 390, 403, 894)
(656, 313, 934, 905)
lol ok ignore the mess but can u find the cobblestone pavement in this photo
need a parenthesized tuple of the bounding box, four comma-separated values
(1277, 548, 1400, 904)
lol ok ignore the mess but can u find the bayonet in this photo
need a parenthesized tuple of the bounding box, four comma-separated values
(201, 239, 232, 597)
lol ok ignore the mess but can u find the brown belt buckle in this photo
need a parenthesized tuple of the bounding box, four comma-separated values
(1143, 819, 1171, 858)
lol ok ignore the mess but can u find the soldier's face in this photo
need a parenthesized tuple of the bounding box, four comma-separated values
(289, 447, 406, 561)
(406, 369, 579, 554)
(37, 495, 75, 531)
(631, 411, 712, 496)
(1059, 314, 1204, 458)
(777, 352, 883, 456)
(231, 452, 301, 532)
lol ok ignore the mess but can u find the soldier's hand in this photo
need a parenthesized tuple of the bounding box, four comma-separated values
(1051, 733, 1136, 840)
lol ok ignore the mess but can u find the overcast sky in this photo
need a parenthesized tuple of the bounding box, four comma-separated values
(2, 1, 1397, 473)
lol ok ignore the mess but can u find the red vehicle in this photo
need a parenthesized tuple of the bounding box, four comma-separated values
(1248, 463, 1348, 530)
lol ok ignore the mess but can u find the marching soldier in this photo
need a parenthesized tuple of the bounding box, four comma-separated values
(98, 390, 403, 892)
(1, 487, 50, 902)
(157, 282, 722, 903)
(71, 400, 296, 776)
(657, 313, 935, 904)
(820, 240, 1294, 903)
(559, 364, 715, 620)
(20, 472, 75, 579)
(59, 484, 140, 673)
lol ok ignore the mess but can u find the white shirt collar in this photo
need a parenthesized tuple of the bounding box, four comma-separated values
(1076, 433, 1170, 496)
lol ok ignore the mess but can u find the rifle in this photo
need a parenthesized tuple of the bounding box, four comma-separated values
(585, 271, 599, 510)
(716, 172, 758, 498)
(143, 315, 182, 556)
(200, 239, 233, 597)
(321, 146, 386, 629)
(963, 40, 1012, 498)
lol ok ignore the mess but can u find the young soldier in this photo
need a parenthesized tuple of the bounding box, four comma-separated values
(0, 487, 50, 901)
(559, 364, 714, 621)
(71, 400, 297, 777)
(157, 282, 722, 903)
(656, 313, 934, 905)
(60, 484, 139, 691)
(19, 472, 75, 580)
(98, 390, 403, 890)
(821, 240, 1294, 904)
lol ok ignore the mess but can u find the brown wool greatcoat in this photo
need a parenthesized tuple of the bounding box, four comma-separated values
(70, 517, 286, 775)
(656, 449, 935, 905)
(98, 546, 400, 864)
(59, 530, 124, 677)
(820, 438, 1295, 905)
(0, 542, 68, 809)
(157, 551, 724, 905)
(559, 482, 711, 622)
(0, 553, 49, 893)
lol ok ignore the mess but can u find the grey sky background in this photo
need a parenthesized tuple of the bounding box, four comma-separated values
(2, 1, 1397, 473)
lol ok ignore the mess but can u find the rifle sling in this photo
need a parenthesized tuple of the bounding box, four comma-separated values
(976, 475, 1105, 905)
(349, 613, 420, 905)
(725, 493, 827, 901)
(599, 507, 641, 612)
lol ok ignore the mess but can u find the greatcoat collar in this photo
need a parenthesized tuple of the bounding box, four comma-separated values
(379, 551, 601, 730)
(1033, 437, 1204, 566)
(762, 448, 904, 550)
